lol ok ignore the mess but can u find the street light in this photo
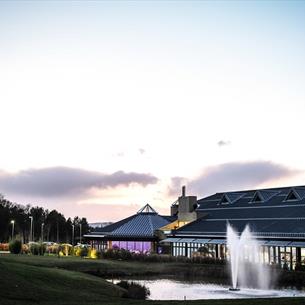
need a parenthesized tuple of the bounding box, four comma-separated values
(41, 223, 44, 243)
(29, 216, 33, 242)
(72, 224, 75, 245)
(79, 223, 82, 244)
(10, 220, 15, 240)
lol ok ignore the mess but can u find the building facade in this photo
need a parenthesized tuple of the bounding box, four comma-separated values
(165, 186, 305, 270)
(84, 204, 175, 253)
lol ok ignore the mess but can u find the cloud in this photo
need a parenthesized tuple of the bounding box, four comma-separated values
(57, 202, 170, 222)
(167, 176, 188, 196)
(138, 148, 146, 155)
(0, 167, 158, 198)
(217, 140, 231, 147)
(168, 161, 300, 198)
(60, 202, 143, 222)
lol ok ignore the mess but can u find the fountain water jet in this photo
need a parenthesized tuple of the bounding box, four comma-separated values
(227, 224, 270, 291)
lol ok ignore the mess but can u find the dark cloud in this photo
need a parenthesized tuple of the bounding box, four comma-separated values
(169, 161, 300, 198)
(0, 167, 158, 197)
(167, 176, 187, 197)
(217, 140, 231, 147)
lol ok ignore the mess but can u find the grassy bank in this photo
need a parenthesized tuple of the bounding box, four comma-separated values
(1, 254, 305, 305)
(0, 259, 124, 305)
(0, 254, 229, 280)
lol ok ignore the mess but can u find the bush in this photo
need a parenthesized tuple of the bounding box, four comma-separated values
(9, 239, 22, 254)
(60, 244, 73, 256)
(295, 262, 305, 272)
(80, 246, 88, 257)
(22, 243, 29, 254)
(29, 242, 46, 255)
(0, 243, 9, 251)
(74, 245, 89, 257)
(46, 243, 59, 254)
(100, 248, 226, 265)
(116, 281, 150, 300)
(87, 248, 102, 259)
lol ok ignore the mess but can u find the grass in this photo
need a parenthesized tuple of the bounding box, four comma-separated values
(1, 254, 305, 305)
(0, 259, 125, 305)
(0, 254, 228, 279)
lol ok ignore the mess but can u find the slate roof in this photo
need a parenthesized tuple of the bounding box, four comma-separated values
(174, 186, 305, 239)
(86, 204, 174, 240)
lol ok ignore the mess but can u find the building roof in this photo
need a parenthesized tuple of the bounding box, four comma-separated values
(86, 204, 175, 240)
(173, 186, 305, 239)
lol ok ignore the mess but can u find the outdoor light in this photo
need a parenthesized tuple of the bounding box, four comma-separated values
(41, 223, 44, 243)
(79, 223, 82, 244)
(29, 216, 33, 242)
(72, 224, 75, 245)
(10, 220, 15, 240)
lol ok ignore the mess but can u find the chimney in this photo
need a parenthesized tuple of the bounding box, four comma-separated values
(182, 185, 186, 197)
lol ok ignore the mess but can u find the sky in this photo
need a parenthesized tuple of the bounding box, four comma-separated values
(1, 0, 305, 222)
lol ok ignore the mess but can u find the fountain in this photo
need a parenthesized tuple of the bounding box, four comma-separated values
(227, 224, 270, 291)
(110, 228, 305, 300)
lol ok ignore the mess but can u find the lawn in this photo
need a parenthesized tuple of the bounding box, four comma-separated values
(0, 254, 228, 279)
(1, 254, 305, 305)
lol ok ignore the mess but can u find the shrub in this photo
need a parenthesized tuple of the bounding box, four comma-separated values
(0, 243, 9, 251)
(74, 245, 81, 256)
(22, 243, 29, 254)
(100, 248, 226, 265)
(46, 243, 59, 254)
(295, 262, 305, 272)
(120, 248, 132, 260)
(80, 246, 88, 257)
(116, 281, 150, 300)
(29, 242, 46, 255)
(74, 245, 89, 257)
(87, 248, 102, 259)
(9, 239, 22, 254)
(61, 244, 73, 256)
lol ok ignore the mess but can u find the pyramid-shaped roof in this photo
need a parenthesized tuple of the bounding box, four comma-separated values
(87, 204, 173, 239)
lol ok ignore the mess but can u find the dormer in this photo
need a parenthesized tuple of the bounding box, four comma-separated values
(219, 194, 230, 205)
(219, 192, 244, 205)
(284, 187, 305, 202)
(250, 190, 279, 203)
(250, 191, 264, 203)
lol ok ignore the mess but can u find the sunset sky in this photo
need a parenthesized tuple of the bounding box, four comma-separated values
(1, 0, 305, 222)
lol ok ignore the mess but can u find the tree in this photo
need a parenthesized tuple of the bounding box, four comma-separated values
(0, 194, 89, 244)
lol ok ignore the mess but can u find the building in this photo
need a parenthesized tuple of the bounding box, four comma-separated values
(84, 204, 176, 253)
(166, 186, 305, 270)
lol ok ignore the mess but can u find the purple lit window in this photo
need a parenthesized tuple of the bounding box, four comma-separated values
(112, 241, 151, 252)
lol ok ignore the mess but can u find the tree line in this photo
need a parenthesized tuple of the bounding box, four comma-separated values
(0, 194, 90, 244)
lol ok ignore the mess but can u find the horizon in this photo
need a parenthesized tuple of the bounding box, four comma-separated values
(1, 0, 305, 222)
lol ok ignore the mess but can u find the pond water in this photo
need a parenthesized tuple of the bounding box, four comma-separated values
(108, 279, 305, 300)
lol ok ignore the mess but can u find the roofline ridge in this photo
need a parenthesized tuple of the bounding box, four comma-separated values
(200, 185, 305, 201)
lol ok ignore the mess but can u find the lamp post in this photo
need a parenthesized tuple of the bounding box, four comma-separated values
(79, 223, 82, 244)
(10, 220, 15, 240)
(29, 216, 33, 242)
(72, 224, 75, 245)
(41, 223, 44, 243)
